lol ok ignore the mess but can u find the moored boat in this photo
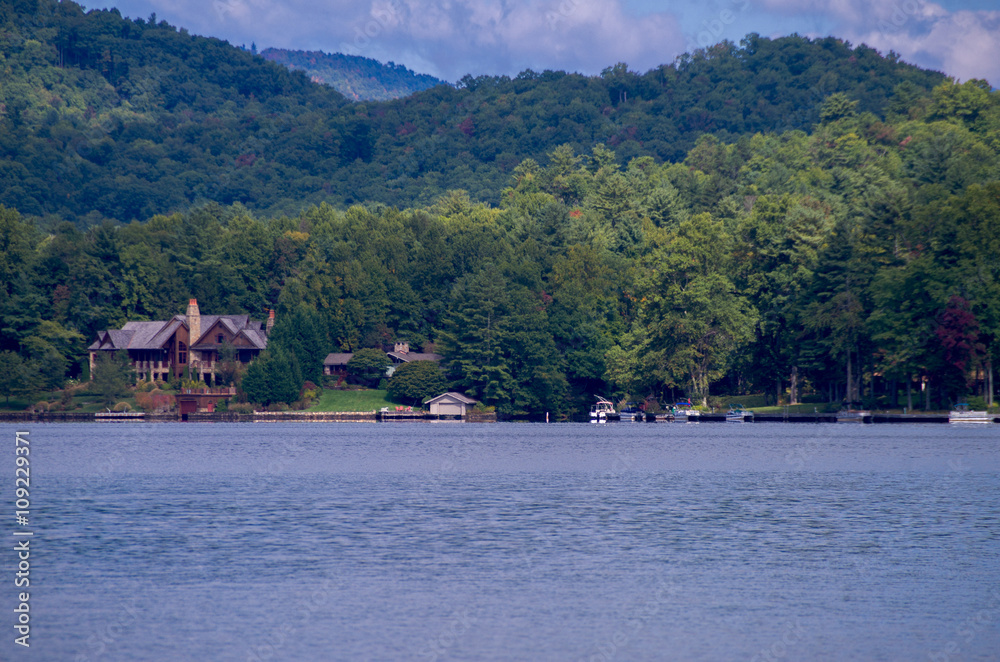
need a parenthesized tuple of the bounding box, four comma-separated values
(672, 399, 700, 422)
(619, 403, 644, 422)
(590, 398, 616, 422)
(725, 404, 754, 422)
(949, 403, 991, 423)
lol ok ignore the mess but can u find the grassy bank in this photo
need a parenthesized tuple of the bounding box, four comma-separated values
(309, 389, 397, 412)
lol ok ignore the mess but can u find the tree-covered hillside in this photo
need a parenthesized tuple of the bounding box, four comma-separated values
(1, 0, 947, 223)
(3, 81, 999, 414)
(261, 48, 445, 101)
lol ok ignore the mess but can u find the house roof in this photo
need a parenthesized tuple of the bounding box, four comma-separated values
(424, 392, 477, 405)
(191, 316, 268, 350)
(323, 353, 354, 365)
(387, 351, 443, 363)
(148, 318, 185, 348)
(90, 312, 268, 352)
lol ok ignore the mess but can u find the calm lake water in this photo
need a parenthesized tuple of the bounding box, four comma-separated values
(2, 421, 999, 661)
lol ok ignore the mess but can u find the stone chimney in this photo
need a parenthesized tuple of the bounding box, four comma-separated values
(394, 341, 409, 354)
(266, 309, 275, 335)
(186, 298, 201, 346)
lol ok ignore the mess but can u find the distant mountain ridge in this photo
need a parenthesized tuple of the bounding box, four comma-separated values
(261, 48, 446, 101)
(0, 0, 953, 222)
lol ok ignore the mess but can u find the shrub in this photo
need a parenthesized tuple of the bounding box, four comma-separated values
(228, 402, 255, 414)
(113, 401, 132, 412)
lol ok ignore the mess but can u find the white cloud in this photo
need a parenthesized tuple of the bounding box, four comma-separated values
(87, 0, 997, 84)
(856, 8, 1000, 84)
(111, 0, 684, 80)
(755, 0, 1000, 84)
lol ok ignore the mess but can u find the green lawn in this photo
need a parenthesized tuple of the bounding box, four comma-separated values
(309, 389, 397, 412)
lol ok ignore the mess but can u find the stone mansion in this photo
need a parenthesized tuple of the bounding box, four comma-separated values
(88, 299, 271, 383)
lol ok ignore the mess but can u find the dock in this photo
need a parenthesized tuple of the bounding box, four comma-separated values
(640, 412, 994, 424)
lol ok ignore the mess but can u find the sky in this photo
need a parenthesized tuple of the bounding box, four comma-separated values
(77, 0, 1000, 85)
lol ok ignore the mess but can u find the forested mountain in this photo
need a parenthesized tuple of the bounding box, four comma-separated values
(1, 0, 947, 223)
(1, 0, 998, 416)
(260, 48, 445, 101)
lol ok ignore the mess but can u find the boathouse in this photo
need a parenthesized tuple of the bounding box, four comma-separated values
(425, 392, 477, 416)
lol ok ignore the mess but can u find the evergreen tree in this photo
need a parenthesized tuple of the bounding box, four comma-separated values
(90, 352, 132, 407)
(387, 360, 448, 405)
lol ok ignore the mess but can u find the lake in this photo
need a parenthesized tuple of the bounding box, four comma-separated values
(2, 421, 999, 660)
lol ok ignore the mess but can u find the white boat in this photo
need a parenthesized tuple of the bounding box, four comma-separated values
(619, 404, 644, 422)
(836, 410, 870, 423)
(725, 404, 754, 422)
(590, 398, 616, 421)
(949, 404, 991, 423)
(672, 399, 700, 422)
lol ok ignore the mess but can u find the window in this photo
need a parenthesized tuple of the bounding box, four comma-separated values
(178, 341, 187, 364)
(217, 334, 224, 344)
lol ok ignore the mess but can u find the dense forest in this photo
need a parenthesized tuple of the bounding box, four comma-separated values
(1, 0, 947, 222)
(1, 0, 998, 414)
(261, 48, 445, 102)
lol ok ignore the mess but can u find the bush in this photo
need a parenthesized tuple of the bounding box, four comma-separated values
(113, 401, 132, 412)
(966, 396, 988, 410)
(228, 402, 255, 414)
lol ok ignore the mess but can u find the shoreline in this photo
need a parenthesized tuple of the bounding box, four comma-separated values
(0, 411, 994, 424)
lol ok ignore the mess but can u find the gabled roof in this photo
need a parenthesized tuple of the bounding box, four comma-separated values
(192, 314, 250, 345)
(90, 310, 268, 352)
(323, 353, 354, 365)
(190, 315, 267, 350)
(387, 351, 443, 363)
(147, 318, 184, 349)
(236, 328, 268, 350)
(424, 392, 477, 405)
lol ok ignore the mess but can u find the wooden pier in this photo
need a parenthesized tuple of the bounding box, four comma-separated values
(645, 412, 992, 424)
